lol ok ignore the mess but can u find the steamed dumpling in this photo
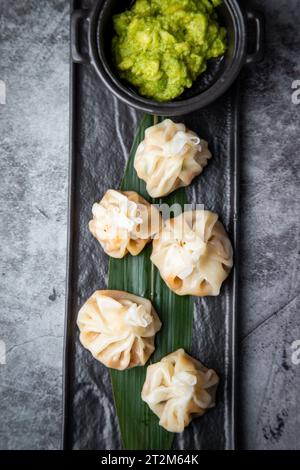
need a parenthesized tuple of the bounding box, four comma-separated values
(77, 290, 161, 370)
(151, 210, 233, 296)
(141, 349, 219, 433)
(134, 119, 211, 198)
(89, 189, 161, 258)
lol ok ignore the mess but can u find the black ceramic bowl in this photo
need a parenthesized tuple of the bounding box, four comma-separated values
(72, 0, 263, 116)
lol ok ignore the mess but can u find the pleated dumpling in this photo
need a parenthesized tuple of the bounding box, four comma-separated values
(142, 349, 219, 433)
(151, 210, 233, 296)
(77, 290, 161, 371)
(134, 119, 211, 198)
(89, 189, 161, 258)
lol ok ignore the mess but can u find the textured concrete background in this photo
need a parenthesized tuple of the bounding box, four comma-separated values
(239, 0, 300, 450)
(0, 0, 299, 450)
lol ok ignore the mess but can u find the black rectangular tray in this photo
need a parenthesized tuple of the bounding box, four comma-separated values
(63, 0, 239, 450)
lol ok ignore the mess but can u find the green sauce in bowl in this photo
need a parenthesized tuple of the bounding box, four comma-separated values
(112, 0, 227, 102)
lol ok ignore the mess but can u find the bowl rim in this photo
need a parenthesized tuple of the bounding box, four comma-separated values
(88, 0, 247, 116)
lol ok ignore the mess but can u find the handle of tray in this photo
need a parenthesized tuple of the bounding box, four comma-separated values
(71, 9, 90, 64)
(245, 9, 264, 65)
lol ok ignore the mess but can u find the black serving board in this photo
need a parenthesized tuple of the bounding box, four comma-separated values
(63, 0, 240, 450)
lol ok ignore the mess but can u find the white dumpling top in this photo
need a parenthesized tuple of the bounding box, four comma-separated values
(151, 210, 233, 296)
(77, 290, 162, 371)
(142, 349, 219, 433)
(89, 189, 161, 258)
(92, 190, 143, 233)
(134, 119, 211, 198)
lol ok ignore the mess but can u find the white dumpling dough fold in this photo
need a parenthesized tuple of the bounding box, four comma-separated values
(142, 349, 219, 433)
(89, 189, 161, 258)
(134, 119, 211, 198)
(151, 210, 233, 296)
(77, 290, 162, 371)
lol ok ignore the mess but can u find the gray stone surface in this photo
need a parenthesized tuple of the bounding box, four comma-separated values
(0, 0, 69, 450)
(0, 0, 299, 450)
(238, 0, 300, 450)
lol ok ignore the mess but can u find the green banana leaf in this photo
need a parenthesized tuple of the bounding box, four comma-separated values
(108, 114, 193, 450)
